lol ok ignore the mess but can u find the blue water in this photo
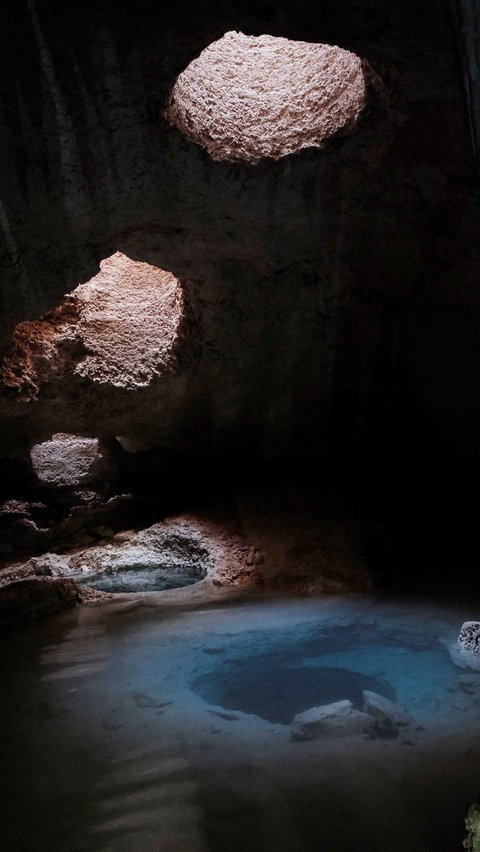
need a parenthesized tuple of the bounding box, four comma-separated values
(1, 594, 479, 851)
(77, 565, 201, 593)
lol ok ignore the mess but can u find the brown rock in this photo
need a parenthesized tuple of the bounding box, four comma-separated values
(0, 578, 80, 629)
(30, 434, 111, 488)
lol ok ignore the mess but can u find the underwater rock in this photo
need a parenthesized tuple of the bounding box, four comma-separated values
(362, 690, 412, 735)
(290, 699, 375, 741)
(458, 622, 480, 653)
(0, 577, 80, 629)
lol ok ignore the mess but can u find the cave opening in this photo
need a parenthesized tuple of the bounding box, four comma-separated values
(166, 30, 368, 163)
(1, 250, 185, 397)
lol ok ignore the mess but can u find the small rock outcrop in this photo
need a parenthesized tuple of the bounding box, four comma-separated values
(30, 434, 111, 488)
(0, 577, 80, 629)
(362, 690, 413, 736)
(465, 800, 480, 852)
(458, 622, 480, 653)
(27, 552, 72, 577)
(166, 31, 367, 164)
(2, 252, 185, 399)
(289, 699, 375, 741)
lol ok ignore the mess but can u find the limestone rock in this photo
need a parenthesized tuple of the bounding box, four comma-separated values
(166, 31, 367, 164)
(465, 801, 480, 852)
(26, 552, 72, 578)
(0, 0, 474, 496)
(290, 699, 376, 741)
(362, 690, 412, 736)
(71, 519, 214, 578)
(30, 434, 111, 488)
(2, 253, 185, 399)
(458, 622, 480, 654)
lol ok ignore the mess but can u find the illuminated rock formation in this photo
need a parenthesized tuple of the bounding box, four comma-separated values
(1, 252, 184, 398)
(166, 31, 367, 163)
(30, 434, 110, 488)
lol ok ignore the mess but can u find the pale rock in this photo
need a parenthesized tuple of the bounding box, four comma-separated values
(290, 699, 376, 741)
(26, 552, 72, 578)
(458, 622, 480, 654)
(3, 252, 185, 401)
(166, 31, 367, 164)
(30, 434, 109, 488)
(362, 690, 413, 735)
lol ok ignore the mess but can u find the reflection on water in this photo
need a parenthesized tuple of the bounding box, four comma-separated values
(77, 566, 202, 593)
(1, 595, 480, 851)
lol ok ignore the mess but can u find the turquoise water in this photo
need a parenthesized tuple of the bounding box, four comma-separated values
(77, 565, 201, 593)
(1, 594, 479, 851)
(191, 620, 457, 725)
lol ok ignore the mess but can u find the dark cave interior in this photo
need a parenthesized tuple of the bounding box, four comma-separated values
(0, 0, 479, 595)
(1, 1, 480, 849)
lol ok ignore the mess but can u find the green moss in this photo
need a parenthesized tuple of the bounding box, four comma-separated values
(464, 803, 480, 851)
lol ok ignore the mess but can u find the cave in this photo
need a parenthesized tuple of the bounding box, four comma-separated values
(1, 0, 480, 849)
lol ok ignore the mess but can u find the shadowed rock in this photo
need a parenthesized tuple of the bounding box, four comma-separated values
(0, 577, 80, 629)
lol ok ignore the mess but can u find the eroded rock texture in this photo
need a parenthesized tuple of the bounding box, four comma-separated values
(30, 434, 111, 488)
(0, 577, 79, 629)
(458, 622, 480, 654)
(166, 31, 367, 163)
(0, 0, 478, 591)
(2, 252, 184, 398)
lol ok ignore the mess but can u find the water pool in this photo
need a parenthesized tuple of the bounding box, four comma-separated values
(1, 595, 479, 851)
(77, 565, 202, 593)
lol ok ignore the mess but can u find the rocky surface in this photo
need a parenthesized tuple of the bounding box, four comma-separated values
(233, 481, 374, 593)
(67, 516, 228, 582)
(0, 577, 80, 629)
(458, 621, 480, 653)
(2, 252, 185, 399)
(0, 0, 474, 473)
(290, 699, 375, 740)
(0, 482, 377, 604)
(30, 433, 112, 487)
(362, 690, 413, 736)
(0, 0, 477, 591)
(0, 490, 140, 559)
(166, 31, 367, 163)
(0, 514, 250, 593)
(465, 800, 480, 852)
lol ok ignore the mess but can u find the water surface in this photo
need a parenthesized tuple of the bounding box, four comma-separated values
(1, 594, 479, 851)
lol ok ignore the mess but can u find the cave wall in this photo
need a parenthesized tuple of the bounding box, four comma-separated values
(0, 0, 477, 486)
(454, 0, 480, 159)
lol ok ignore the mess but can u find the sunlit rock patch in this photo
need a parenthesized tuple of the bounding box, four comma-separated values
(0, 515, 250, 604)
(30, 433, 110, 488)
(67, 516, 248, 592)
(166, 31, 367, 163)
(1, 252, 184, 398)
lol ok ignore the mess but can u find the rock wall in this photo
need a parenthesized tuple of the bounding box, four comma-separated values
(0, 0, 477, 487)
(454, 0, 480, 160)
